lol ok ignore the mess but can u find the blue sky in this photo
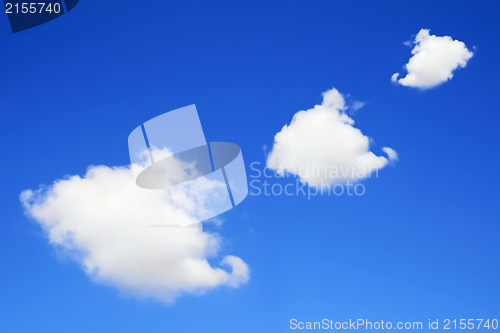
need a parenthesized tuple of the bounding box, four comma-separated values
(1, 1, 499, 332)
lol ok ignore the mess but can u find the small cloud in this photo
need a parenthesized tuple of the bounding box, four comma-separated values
(351, 101, 366, 112)
(382, 147, 398, 161)
(392, 29, 474, 89)
(266, 88, 396, 186)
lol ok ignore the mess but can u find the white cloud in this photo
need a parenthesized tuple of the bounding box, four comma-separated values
(382, 147, 398, 161)
(20, 165, 249, 304)
(392, 29, 474, 89)
(266, 88, 396, 186)
(350, 101, 366, 112)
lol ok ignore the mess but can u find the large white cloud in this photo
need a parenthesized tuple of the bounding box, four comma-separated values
(266, 88, 397, 186)
(20, 165, 249, 304)
(392, 29, 474, 89)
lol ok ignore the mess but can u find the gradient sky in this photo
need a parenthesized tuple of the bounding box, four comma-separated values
(1, 1, 499, 332)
